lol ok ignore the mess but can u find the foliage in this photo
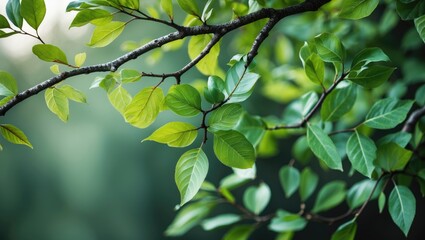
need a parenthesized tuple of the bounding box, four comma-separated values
(0, 0, 425, 239)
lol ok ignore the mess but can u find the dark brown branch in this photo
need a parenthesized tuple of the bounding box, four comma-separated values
(402, 105, 425, 133)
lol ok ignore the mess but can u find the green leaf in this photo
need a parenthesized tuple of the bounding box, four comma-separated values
(314, 33, 345, 63)
(243, 182, 271, 215)
(124, 87, 164, 128)
(347, 65, 395, 89)
(201, 214, 241, 231)
(0, 14, 10, 29)
(321, 83, 357, 121)
(177, 0, 200, 17)
(32, 44, 68, 64)
(70, 9, 112, 28)
(58, 85, 86, 103)
(143, 122, 198, 147)
(188, 34, 221, 76)
(118, 0, 139, 10)
(120, 69, 141, 83)
(235, 113, 265, 147)
(346, 130, 377, 178)
(339, 0, 379, 20)
(388, 185, 416, 236)
(396, 0, 425, 20)
(331, 219, 357, 240)
(299, 167, 319, 202)
(268, 210, 307, 232)
(74, 52, 86, 67)
(160, 0, 173, 19)
(379, 192, 386, 213)
(225, 61, 260, 103)
(363, 98, 414, 129)
(107, 85, 132, 115)
(208, 103, 243, 132)
(6, 0, 23, 28)
(351, 48, 390, 70)
(204, 76, 225, 104)
(88, 21, 126, 48)
(223, 225, 255, 240)
(175, 148, 209, 206)
(312, 181, 346, 213)
(0, 30, 18, 38)
(20, 0, 46, 30)
(165, 84, 202, 116)
(213, 130, 255, 169)
(50, 65, 60, 75)
(415, 15, 425, 43)
(377, 132, 412, 148)
(346, 180, 376, 209)
(219, 173, 251, 191)
(165, 200, 216, 236)
(66, 1, 95, 12)
(376, 143, 413, 171)
(416, 84, 425, 106)
(45, 88, 69, 122)
(307, 124, 342, 171)
(304, 53, 325, 84)
(0, 71, 18, 97)
(0, 124, 33, 148)
(279, 166, 300, 198)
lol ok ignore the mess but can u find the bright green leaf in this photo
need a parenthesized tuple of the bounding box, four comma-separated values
(32, 44, 68, 64)
(331, 219, 357, 240)
(321, 83, 357, 121)
(346, 130, 377, 178)
(107, 85, 132, 114)
(201, 214, 241, 231)
(74, 52, 86, 67)
(339, 0, 379, 20)
(58, 85, 87, 103)
(299, 167, 319, 202)
(161, 0, 173, 20)
(70, 9, 112, 28)
(88, 21, 126, 48)
(213, 130, 255, 169)
(389, 185, 416, 236)
(279, 166, 300, 198)
(379, 192, 386, 213)
(0, 71, 18, 97)
(143, 122, 198, 147)
(6, 0, 23, 28)
(312, 181, 346, 213)
(177, 0, 200, 17)
(165, 84, 202, 116)
(50, 64, 60, 75)
(314, 33, 345, 63)
(243, 182, 271, 215)
(124, 87, 164, 128)
(307, 124, 342, 171)
(268, 210, 307, 232)
(208, 103, 243, 132)
(0, 124, 33, 148)
(45, 88, 69, 122)
(363, 98, 414, 129)
(188, 34, 221, 76)
(376, 143, 413, 171)
(347, 65, 395, 89)
(120, 69, 141, 83)
(118, 0, 139, 10)
(20, 0, 46, 30)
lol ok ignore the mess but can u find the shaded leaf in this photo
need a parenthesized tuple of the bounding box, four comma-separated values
(225, 61, 260, 103)
(243, 182, 271, 215)
(0, 14, 10, 29)
(312, 181, 346, 213)
(415, 15, 425, 43)
(331, 219, 357, 240)
(307, 124, 342, 171)
(279, 166, 300, 198)
(389, 185, 416, 236)
(346, 130, 377, 178)
(235, 113, 265, 147)
(396, 0, 425, 20)
(269, 210, 307, 232)
(351, 48, 390, 69)
(6, 0, 23, 28)
(339, 0, 379, 20)
(321, 83, 357, 121)
(347, 65, 395, 89)
(346, 180, 376, 209)
(314, 33, 345, 63)
(363, 98, 414, 129)
(376, 143, 413, 171)
(299, 167, 319, 202)
(304, 53, 325, 84)
(223, 225, 254, 240)
(201, 214, 241, 231)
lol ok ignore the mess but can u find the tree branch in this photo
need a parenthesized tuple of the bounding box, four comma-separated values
(402, 105, 425, 133)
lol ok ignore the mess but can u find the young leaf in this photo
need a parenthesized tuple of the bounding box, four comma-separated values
(0, 124, 33, 148)
(223, 225, 254, 240)
(307, 124, 342, 171)
(58, 85, 87, 103)
(0, 71, 18, 97)
(165, 84, 202, 116)
(208, 103, 243, 132)
(160, 0, 173, 20)
(268, 210, 307, 232)
(378, 192, 386, 213)
(321, 83, 357, 121)
(314, 33, 345, 63)
(107, 85, 132, 115)
(177, 0, 200, 17)
(312, 181, 346, 213)
(389, 185, 416, 236)
(213, 130, 255, 169)
(375, 143, 413, 171)
(346, 180, 376, 209)
(143, 122, 198, 147)
(201, 214, 241, 231)
(6, 0, 23, 28)
(120, 69, 141, 83)
(188, 34, 221, 76)
(351, 48, 390, 69)
(88, 21, 126, 48)
(74, 53, 86, 67)
(175, 148, 209, 206)
(118, 0, 139, 10)
(50, 64, 60, 75)
(347, 65, 395, 89)
(20, 0, 46, 30)
(45, 87, 69, 122)
(346, 130, 377, 178)
(363, 98, 414, 129)
(415, 15, 425, 43)
(331, 219, 357, 240)
(279, 166, 300, 198)
(124, 87, 164, 128)
(304, 53, 325, 84)
(32, 44, 68, 64)
(70, 9, 112, 28)
(339, 0, 379, 20)
(299, 167, 319, 202)
(243, 182, 271, 215)
(225, 61, 260, 103)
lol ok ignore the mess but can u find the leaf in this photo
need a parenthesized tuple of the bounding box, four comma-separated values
(50, 64, 60, 75)
(415, 15, 425, 43)
(0, 71, 18, 97)
(165, 200, 216, 236)
(396, 0, 425, 20)
(6, 0, 23, 28)
(0, 30, 18, 38)
(268, 210, 307, 232)
(219, 173, 251, 191)
(120, 69, 141, 83)
(143, 122, 198, 147)
(45, 87, 69, 122)
(363, 98, 414, 129)
(201, 214, 241, 231)
(375, 143, 413, 171)
(377, 132, 412, 148)
(307, 124, 342, 171)
(204, 76, 225, 104)
(299, 167, 319, 202)
(213, 130, 255, 169)
(32, 44, 68, 64)
(74, 52, 86, 67)
(88, 21, 126, 48)
(188, 34, 221, 76)
(58, 85, 87, 103)
(346, 130, 377, 178)
(70, 9, 112, 28)
(331, 219, 357, 240)
(160, 0, 173, 20)
(107, 85, 132, 114)
(279, 166, 300, 198)
(314, 33, 345, 63)
(339, 0, 379, 20)
(321, 83, 357, 121)
(225, 61, 260, 103)
(175, 148, 209, 206)
(243, 182, 271, 215)
(177, 0, 200, 17)
(388, 185, 416, 236)
(312, 181, 346, 213)
(346, 180, 376, 209)
(165, 84, 202, 116)
(0, 124, 33, 148)
(223, 225, 255, 240)
(118, 0, 139, 10)
(347, 65, 395, 89)
(20, 0, 46, 30)
(235, 113, 265, 147)
(0, 14, 10, 29)
(124, 87, 164, 128)
(415, 84, 425, 106)
(379, 192, 386, 213)
(208, 103, 243, 132)
(304, 53, 325, 84)
(351, 48, 391, 69)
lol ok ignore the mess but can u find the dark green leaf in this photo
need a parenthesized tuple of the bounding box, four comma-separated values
(363, 98, 414, 129)
(351, 47, 390, 70)
(415, 84, 425, 106)
(279, 166, 300, 198)
(0, 30, 18, 38)
(208, 104, 243, 132)
(299, 167, 319, 202)
(304, 53, 325, 84)
(321, 83, 357, 121)
(346, 130, 376, 178)
(0, 14, 10, 29)
(339, 0, 379, 20)
(389, 185, 416, 236)
(346, 180, 376, 209)
(415, 15, 425, 43)
(213, 130, 255, 169)
(66, 1, 95, 12)
(307, 124, 342, 171)
(376, 143, 413, 171)
(243, 182, 271, 214)
(223, 225, 254, 240)
(347, 65, 395, 89)
(396, 0, 425, 20)
(20, 0, 46, 30)
(0, 124, 33, 148)
(165, 84, 202, 116)
(269, 210, 307, 232)
(377, 132, 412, 148)
(204, 76, 225, 104)
(312, 181, 346, 213)
(32, 44, 68, 64)
(6, 0, 23, 28)
(314, 33, 345, 63)
(331, 219, 357, 240)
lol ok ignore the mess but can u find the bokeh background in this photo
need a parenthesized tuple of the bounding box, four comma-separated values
(0, 1, 424, 240)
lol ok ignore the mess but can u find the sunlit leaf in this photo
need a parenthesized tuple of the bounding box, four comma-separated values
(314, 33, 345, 63)
(347, 65, 395, 89)
(0, 71, 18, 97)
(88, 21, 126, 48)
(0, 124, 33, 148)
(107, 85, 132, 114)
(74, 52, 86, 67)
(321, 83, 357, 121)
(269, 210, 307, 232)
(32, 44, 68, 64)
(50, 64, 60, 75)
(208, 103, 243, 132)
(346, 180, 376, 209)
(188, 34, 221, 76)
(124, 87, 164, 128)
(389, 185, 416, 236)
(225, 61, 260, 103)
(165, 84, 202, 116)
(45, 87, 69, 122)
(70, 9, 112, 28)
(58, 85, 87, 103)
(160, 0, 173, 20)
(20, 0, 46, 30)
(177, 0, 200, 17)
(143, 122, 198, 147)
(120, 69, 141, 83)
(0, 14, 10, 29)
(213, 130, 255, 169)
(351, 48, 390, 70)
(304, 53, 325, 84)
